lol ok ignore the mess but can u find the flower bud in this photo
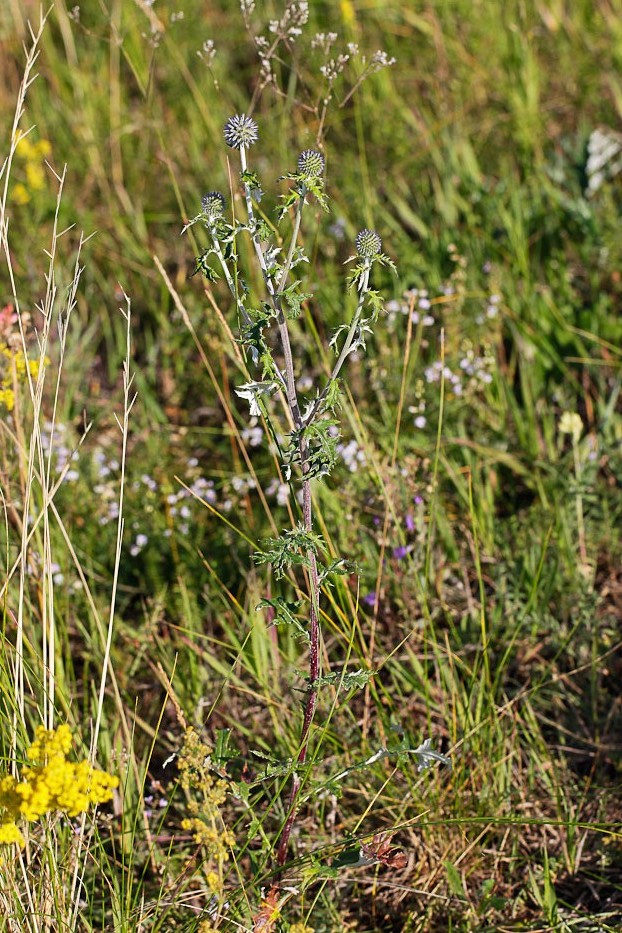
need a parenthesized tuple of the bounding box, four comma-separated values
(297, 149, 325, 177)
(201, 191, 226, 221)
(355, 229, 382, 258)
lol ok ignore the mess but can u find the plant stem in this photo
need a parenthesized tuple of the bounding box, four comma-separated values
(240, 146, 302, 429)
(275, 465, 320, 867)
(303, 261, 370, 426)
(237, 145, 323, 865)
(277, 194, 304, 295)
(274, 269, 372, 867)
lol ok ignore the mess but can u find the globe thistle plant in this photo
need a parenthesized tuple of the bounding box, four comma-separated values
(183, 112, 398, 871)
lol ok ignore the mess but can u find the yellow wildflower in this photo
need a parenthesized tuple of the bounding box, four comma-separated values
(27, 724, 73, 761)
(0, 387, 15, 410)
(25, 161, 45, 191)
(0, 345, 46, 410)
(205, 870, 222, 893)
(0, 725, 119, 846)
(11, 132, 51, 204)
(12, 183, 30, 205)
(181, 817, 234, 859)
(0, 822, 25, 846)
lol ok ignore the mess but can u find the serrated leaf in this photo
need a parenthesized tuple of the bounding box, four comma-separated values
(283, 282, 312, 319)
(234, 380, 278, 417)
(253, 524, 326, 579)
(312, 668, 373, 691)
(319, 557, 358, 585)
(257, 597, 309, 643)
(241, 168, 263, 202)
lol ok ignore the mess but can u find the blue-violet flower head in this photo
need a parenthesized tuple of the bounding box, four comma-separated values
(223, 114, 259, 149)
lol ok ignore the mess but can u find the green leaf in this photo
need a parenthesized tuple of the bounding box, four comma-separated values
(253, 524, 326, 579)
(192, 251, 220, 281)
(300, 857, 339, 886)
(249, 750, 293, 782)
(443, 860, 467, 899)
(286, 418, 341, 480)
(366, 289, 385, 321)
(283, 282, 312, 319)
(312, 668, 373, 691)
(323, 378, 343, 413)
(276, 187, 303, 221)
(319, 557, 358, 585)
(241, 169, 263, 202)
(304, 176, 330, 212)
(257, 596, 309, 644)
(346, 262, 368, 290)
(375, 252, 397, 274)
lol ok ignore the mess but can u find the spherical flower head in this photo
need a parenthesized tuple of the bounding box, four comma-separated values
(297, 149, 325, 177)
(201, 191, 226, 222)
(356, 229, 382, 259)
(223, 114, 259, 149)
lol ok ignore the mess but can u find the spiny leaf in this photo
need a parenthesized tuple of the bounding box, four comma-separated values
(253, 524, 326, 579)
(257, 597, 309, 643)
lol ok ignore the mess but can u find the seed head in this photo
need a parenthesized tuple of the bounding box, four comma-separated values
(297, 149, 325, 177)
(223, 114, 259, 149)
(201, 191, 226, 222)
(355, 229, 382, 258)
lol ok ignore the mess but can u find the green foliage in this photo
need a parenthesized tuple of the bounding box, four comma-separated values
(282, 281, 312, 319)
(257, 596, 309, 643)
(312, 668, 373, 691)
(240, 168, 263, 202)
(253, 524, 326, 579)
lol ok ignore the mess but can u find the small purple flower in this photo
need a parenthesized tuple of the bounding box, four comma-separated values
(392, 545, 408, 560)
(414, 495, 423, 505)
(362, 591, 377, 607)
(404, 513, 415, 532)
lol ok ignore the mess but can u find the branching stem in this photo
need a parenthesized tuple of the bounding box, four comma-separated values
(237, 146, 323, 865)
(217, 145, 374, 867)
(303, 262, 371, 426)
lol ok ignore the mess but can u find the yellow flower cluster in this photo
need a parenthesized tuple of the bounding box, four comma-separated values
(0, 724, 119, 847)
(177, 727, 234, 885)
(0, 344, 42, 411)
(12, 132, 51, 206)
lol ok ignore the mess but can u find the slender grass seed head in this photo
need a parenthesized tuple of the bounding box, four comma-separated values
(223, 113, 259, 149)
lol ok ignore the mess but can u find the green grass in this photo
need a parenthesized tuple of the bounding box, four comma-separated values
(1, 1, 622, 930)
